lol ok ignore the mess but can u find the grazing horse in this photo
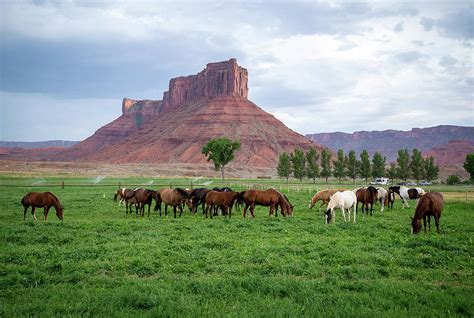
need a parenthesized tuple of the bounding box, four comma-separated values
(411, 192, 444, 234)
(133, 188, 161, 216)
(389, 186, 425, 208)
(21, 192, 64, 221)
(159, 188, 190, 218)
(375, 187, 388, 212)
(204, 191, 240, 218)
(325, 190, 357, 224)
(384, 189, 395, 210)
(276, 191, 293, 217)
(355, 186, 378, 215)
(188, 188, 210, 214)
(308, 189, 345, 211)
(237, 189, 283, 218)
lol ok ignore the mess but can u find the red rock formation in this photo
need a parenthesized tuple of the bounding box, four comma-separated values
(34, 58, 323, 168)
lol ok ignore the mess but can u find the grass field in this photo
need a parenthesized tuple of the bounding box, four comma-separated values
(0, 176, 473, 317)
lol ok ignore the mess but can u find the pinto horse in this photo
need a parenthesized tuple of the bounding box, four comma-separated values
(411, 192, 444, 234)
(237, 189, 283, 218)
(389, 186, 425, 208)
(21, 192, 64, 221)
(385, 189, 395, 210)
(204, 191, 240, 218)
(308, 189, 345, 211)
(159, 188, 190, 218)
(325, 190, 357, 224)
(355, 186, 378, 215)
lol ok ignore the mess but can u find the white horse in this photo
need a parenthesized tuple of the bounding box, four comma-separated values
(325, 190, 357, 224)
(389, 186, 425, 208)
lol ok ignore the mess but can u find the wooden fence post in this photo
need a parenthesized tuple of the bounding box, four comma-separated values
(61, 181, 64, 189)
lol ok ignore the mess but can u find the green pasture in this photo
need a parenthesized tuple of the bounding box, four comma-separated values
(0, 176, 473, 317)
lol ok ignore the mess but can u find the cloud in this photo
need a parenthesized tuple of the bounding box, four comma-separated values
(393, 22, 404, 33)
(420, 17, 435, 31)
(436, 7, 474, 40)
(392, 50, 426, 63)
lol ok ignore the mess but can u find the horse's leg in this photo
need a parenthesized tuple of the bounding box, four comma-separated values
(427, 215, 431, 232)
(44, 206, 49, 221)
(353, 204, 357, 223)
(435, 215, 440, 233)
(370, 202, 373, 216)
(31, 207, 37, 221)
(179, 204, 184, 217)
(23, 206, 28, 221)
(423, 216, 427, 233)
(243, 204, 248, 218)
(250, 203, 255, 218)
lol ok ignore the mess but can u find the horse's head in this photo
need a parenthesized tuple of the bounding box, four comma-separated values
(57, 206, 64, 220)
(113, 190, 119, 202)
(410, 217, 421, 234)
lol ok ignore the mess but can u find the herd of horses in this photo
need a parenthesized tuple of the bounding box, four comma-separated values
(20, 184, 443, 235)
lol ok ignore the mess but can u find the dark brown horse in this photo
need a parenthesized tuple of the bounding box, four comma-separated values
(411, 192, 444, 234)
(384, 189, 395, 210)
(204, 191, 240, 218)
(21, 192, 64, 221)
(188, 188, 210, 214)
(356, 186, 378, 215)
(159, 188, 190, 218)
(237, 189, 283, 218)
(133, 188, 162, 216)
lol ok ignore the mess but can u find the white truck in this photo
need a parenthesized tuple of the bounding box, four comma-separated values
(371, 178, 389, 185)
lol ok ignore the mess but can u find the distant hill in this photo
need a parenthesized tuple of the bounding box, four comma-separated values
(306, 125, 474, 161)
(0, 140, 79, 149)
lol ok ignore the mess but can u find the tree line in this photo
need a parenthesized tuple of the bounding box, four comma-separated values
(277, 148, 439, 183)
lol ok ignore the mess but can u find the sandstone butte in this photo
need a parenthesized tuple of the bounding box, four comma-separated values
(50, 59, 325, 167)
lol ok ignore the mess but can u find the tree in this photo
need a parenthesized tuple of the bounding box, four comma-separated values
(463, 153, 474, 182)
(396, 149, 410, 182)
(290, 148, 306, 182)
(423, 156, 439, 181)
(320, 149, 332, 183)
(305, 148, 320, 183)
(277, 152, 292, 182)
(359, 150, 371, 184)
(386, 163, 397, 182)
(446, 174, 461, 185)
(345, 150, 358, 184)
(371, 152, 386, 179)
(333, 149, 345, 183)
(410, 148, 424, 183)
(201, 138, 241, 180)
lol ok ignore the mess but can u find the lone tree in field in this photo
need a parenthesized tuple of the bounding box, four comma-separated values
(410, 148, 424, 183)
(345, 150, 359, 184)
(359, 150, 371, 184)
(371, 152, 386, 179)
(423, 156, 439, 182)
(320, 149, 332, 183)
(333, 149, 345, 183)
(290, 148, 306, 182)
(202, 138, 241, 180)
(305, 148, 320, 183)
(277, 152, 292, 182)
(396, 149, 410, 182)
(463, 153, 474, 182)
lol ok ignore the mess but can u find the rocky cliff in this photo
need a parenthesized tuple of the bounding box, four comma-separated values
(29, 59, 322, 168)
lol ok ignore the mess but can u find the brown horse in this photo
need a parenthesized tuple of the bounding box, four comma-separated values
(411, 192, 444, 234)
(356, 186, 378, 215)
(133, 188, 162, 216)
(384, 189, 395, 210)
(188, 188, 210, 214)
(204, 191, 240, 218)
(275, 192, 293, 217)
(21, 192, 64, 221)
(159, 188, 190, 218)
(238, 189, 283, 218)
(308, 189, 345, 211)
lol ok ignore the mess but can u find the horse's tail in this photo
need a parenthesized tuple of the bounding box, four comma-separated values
(21, 195, 28, 207)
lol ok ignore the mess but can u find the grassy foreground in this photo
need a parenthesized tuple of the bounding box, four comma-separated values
(0, 178, 473, 317)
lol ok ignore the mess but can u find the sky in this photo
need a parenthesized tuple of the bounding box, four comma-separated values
(0, 0, 473, 141)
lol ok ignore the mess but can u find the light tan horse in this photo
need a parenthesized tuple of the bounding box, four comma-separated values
(308, 189, 345, 211)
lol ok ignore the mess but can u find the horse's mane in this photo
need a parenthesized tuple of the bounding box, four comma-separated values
(175, 188, 190, 198)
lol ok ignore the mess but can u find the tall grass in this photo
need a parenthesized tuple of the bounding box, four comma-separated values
(0, 178, 472, 316)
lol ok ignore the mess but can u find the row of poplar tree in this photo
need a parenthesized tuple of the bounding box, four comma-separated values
(277, 148, 439, 183)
